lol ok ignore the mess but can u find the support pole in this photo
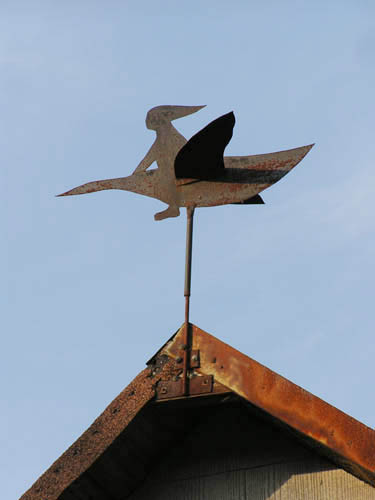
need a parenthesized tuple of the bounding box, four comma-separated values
(182, 206, 195, 396)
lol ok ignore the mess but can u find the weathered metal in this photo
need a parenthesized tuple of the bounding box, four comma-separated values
(155, 346, 214, 400)
(162, 324, 375, 485)
(20, 324, 375, 499)
(189, 374, 214, 395)
(184, 207, 195, 303)
(156, 374, 214, 400)
(57, 105, 313, 221)
(57, 107, 314, 391)
(156, 379, 185, 400)
(182, 206, 195, 396)
(189, 349, 200, 369)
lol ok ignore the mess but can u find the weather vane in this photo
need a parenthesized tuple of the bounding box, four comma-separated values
(58, 105, 313, 396)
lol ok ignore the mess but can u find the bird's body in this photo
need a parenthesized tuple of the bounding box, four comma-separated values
(58, 105, 313, 220)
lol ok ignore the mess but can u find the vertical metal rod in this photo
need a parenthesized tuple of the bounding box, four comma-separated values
(183, 206, 195, 396)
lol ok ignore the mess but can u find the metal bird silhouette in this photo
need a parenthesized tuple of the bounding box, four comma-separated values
(58, 105, 313, 220)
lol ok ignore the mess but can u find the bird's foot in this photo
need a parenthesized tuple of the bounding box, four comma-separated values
(154, 206, 180, 221)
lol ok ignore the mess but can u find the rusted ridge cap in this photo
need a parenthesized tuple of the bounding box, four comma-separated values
(163, 324, 375, 485)
(19, 366, 162, 500)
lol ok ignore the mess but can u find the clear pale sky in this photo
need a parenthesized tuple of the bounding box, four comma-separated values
(3, 2, 375, 498)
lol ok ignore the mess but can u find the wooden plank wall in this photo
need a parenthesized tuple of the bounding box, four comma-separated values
(129, 403, 375, 499)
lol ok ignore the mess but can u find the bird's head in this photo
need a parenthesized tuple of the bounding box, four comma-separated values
(145, 105, 206, 130)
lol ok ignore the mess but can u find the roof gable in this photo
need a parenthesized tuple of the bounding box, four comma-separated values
(21, 324, 375, 499)
(162, 324, 375, 485)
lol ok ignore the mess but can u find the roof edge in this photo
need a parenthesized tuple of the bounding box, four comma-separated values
(21, 323, 375, 498)
(162, 323, 375, 486)
(20, 354, 178, 500)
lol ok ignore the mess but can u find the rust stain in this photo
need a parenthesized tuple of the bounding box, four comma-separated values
(21, 323, 375, 498)
(163, 324, 375, 484)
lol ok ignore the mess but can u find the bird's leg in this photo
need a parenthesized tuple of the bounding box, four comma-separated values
(154, 205, 180, 221)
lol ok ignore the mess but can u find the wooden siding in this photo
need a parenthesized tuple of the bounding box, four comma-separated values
(130, 403, 375, 500)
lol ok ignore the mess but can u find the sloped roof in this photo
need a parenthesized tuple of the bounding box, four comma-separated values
(21, 324, 375, 499)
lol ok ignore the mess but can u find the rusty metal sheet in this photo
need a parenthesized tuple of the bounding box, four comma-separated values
(190, 349, 200, 368)
(189, 375, 213, 395)
(57, 105, 313, 220)
(156, 375, 214, 400)
(21, 323, 375, 498)
(162, 323, 375, 486)
(156, 379, 184, 400)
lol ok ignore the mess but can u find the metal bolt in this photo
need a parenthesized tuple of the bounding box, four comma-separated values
(179, 344, 188, 351)
(161, 386, 168, 394)
(176, 356, 183, 363)
(203, 378, 209, 385)
(191, 354, 198, 362)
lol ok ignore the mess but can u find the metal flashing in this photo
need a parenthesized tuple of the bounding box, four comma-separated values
(20, 324, 375, 499)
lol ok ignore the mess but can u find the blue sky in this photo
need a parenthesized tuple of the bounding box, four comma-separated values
(3, 2, 375, 498)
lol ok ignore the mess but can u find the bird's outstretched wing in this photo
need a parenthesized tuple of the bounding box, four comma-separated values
(174, 111, 235, 180)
